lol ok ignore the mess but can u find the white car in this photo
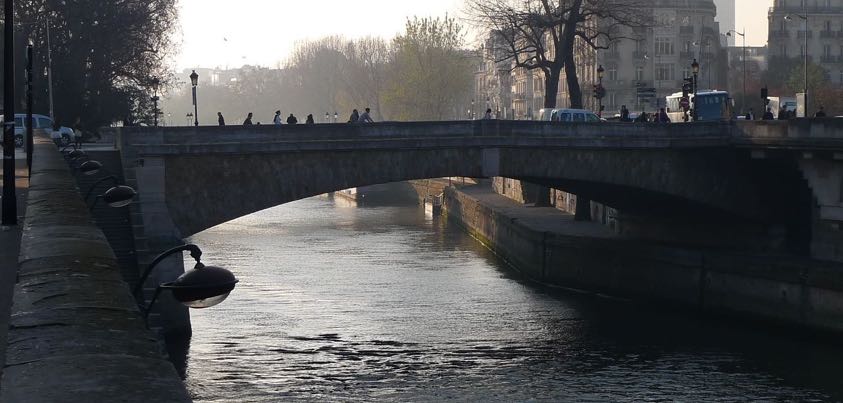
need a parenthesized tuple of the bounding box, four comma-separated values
(1, 114, 74, 147)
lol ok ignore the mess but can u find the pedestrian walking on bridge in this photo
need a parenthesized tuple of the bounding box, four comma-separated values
(218, 112, 225, 126)
(287, 113, 298, 125)
(243, 112, 254, 125)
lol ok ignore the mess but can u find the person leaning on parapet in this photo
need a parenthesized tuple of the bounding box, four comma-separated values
(777, 106, 788, 120)
(358, 107, 374, 123)
(745, 108, 754, 121)
(763, 107, 775, 120)
(656, 107, 671, 123)
(217, 112, 226, 126)
(620, 105, 630, 122)
(305, 114, 315, 124)
(287, 113, 298, 125)
(348, 109, 359, 123)
(273, 110, 282, 126)
(815, 105, 827, 118)
(243, 112, 254, 125)
(483, 108, 492, 119)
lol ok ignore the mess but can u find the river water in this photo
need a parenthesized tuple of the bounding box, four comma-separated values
(183, 197, 843, 402)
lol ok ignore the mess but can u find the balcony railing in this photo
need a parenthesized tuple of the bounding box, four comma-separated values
(820, 55, 843, 64)
(770, 6, 843, 14)
(797, 30, 813, 39)
(679, 26, 694, 35)
(770, 30, 790, 38)
(820, 30, 836, 38)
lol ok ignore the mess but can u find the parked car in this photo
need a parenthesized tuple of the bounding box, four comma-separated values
(539, 108, 602, 123)
(0, 114, 73, 147)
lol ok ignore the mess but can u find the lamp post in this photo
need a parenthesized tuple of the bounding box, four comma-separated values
(132, 244, 238, 321)
(2, 0, 17, 225)
(691, 59, 700, 121)
(726, 29, 747, 115)
(189, 70, 199, 126)
(596, 64, 605, 117)
(151, 77, 160, 127)
(785, 12, 809, 117)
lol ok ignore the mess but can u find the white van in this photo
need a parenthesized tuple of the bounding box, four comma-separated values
(538, 108, 602, 123)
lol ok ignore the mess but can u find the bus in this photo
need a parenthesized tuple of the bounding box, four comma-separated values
(665, 90, 730, 122)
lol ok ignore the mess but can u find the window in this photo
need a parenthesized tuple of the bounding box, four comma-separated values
(37, 117, 52, 129)
(635, 66, 644, 82)
(655, 38, 674, 56)
(573, 113, 586, 122)
(636, 40, 646, 52)
(656, 63, 675, 81)
(824, 45, 832, 57)
(608, 65, 618, 81)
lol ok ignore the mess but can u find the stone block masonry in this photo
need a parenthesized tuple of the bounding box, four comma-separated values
(0, 133, 189, 402)
(444, 184, 843, 333)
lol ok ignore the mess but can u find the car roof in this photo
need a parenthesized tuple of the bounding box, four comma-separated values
(552, 108, 595, 114)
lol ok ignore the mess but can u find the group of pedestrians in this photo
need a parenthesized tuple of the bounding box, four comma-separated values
(215, 108, 374, 126)
(346, 108, 374, 124)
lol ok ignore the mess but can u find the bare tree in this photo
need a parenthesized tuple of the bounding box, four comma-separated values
(466, 0, 650, 109)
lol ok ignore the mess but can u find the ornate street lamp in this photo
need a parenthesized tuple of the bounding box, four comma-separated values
(88, 185, 137, 210)
(132, 244, 238, 320)
(190, 70, 199, 126)
(691, 58, 700, 121)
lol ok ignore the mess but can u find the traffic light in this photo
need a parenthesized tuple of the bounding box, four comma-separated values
(592, 84, 599, 98)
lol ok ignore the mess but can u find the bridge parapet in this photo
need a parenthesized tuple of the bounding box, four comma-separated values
(0, 134, 189, 402)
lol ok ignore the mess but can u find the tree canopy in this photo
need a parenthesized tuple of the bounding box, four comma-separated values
(3, 0, 178, 131)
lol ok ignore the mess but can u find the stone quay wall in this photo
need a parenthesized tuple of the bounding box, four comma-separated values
(443, 185, 843, 333)
(0, 134, 189, 402)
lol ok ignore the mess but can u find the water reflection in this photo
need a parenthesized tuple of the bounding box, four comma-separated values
(183, 197, 843, 402)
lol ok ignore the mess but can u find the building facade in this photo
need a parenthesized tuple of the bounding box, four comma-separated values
(714, 0, 736, 46)
(594, 0, 726, 116)
(768, 0, 843, 87)
(478, 0, 726, 119)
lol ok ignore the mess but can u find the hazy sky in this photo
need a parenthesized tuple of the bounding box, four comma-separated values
(176, 0, 773, 70)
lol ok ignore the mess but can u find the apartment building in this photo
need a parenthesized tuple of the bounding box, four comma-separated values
(768, 0, 843, 87)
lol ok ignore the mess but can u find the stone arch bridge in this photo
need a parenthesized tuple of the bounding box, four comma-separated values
(109, 119, 843, 262)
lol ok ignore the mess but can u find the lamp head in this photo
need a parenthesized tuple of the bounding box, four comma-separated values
(189, 70, 199, 87)
(79, 160, 103, 176)
(691, 59, 700, 74)
(784, 14, 793, 21)
(162, 264, 238, 309)
(103, 185, 136, 207)
(597, 64, 604, 78)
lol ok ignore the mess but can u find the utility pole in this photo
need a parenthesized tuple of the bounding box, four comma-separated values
(46, 15, 54, 119)
(3, 0, 18, 225)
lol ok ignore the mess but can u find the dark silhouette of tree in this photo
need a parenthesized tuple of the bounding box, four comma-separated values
(466, 0, 650, 108)
(5, 0, 177, 131)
